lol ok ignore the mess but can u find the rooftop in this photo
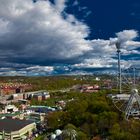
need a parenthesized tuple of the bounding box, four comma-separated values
(0, 111, 21, 117)
(0, 119, 34, 132)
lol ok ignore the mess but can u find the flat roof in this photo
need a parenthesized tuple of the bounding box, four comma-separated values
(0, 119, 34, 133)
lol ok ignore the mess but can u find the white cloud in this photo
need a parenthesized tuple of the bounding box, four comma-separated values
(91, 39, 116, 56)
(84, 11, 92, 17)
(54, 0, 67, 12)
(72, 0, 79, 6)
(26, 65, 54, 72)
(116, 30, 138, 42)
(125, 40, 140, 46)
(108, 30, 140, 56)
(73, 57, 117, 69)
(67, 71, 93, 76)
(0, 0, 140, 75)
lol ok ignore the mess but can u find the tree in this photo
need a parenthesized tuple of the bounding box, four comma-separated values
(47, 111, 64, 129)
(65, 100, 88, 126)
(77, 131, 89, 140)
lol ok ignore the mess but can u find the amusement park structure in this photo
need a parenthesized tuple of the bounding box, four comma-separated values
(111, 41, 140, 120)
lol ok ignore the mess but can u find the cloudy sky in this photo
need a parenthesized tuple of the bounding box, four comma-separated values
(0, 0, 140, 76)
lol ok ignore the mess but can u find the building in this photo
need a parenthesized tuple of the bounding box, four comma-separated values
(0, 104, 24, 119)
(72, 84, 100, 93)
(31, 92, 50, 101)
(0, 112, 24, 120)
(11, 93, 24, 100)
(0, 119, 36, 140)
(55, 100, 66, 108)
(1, 105, 18, 114)
(108, 94, 130, 100)
(27, 105, 56, 113)
(0, 86, 24, 95)
(0, 83, 32, 96)
(25, 112, 46, 124)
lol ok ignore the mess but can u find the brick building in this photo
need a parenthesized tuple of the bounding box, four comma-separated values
(0, 83, 32, 95)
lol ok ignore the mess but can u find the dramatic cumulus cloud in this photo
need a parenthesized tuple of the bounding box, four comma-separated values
(74, 30, 140, 72)
(0, 0, 140, 75)
(0, 0, 91, 65)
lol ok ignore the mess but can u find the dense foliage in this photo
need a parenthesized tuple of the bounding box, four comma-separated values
(46, 91, 140, 140)
(0, 75, 104, 91)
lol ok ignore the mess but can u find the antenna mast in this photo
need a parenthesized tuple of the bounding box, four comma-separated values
(116, 42, 122, 94)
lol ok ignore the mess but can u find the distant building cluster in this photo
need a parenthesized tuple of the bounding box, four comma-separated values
(0, 83, 32, 95)
(81, 84, 100, 93)
(0, 90, 56, 140)
(72, 84, 100, 93)
(102, 79, 112, 89)
(11, 91, 50, 101)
